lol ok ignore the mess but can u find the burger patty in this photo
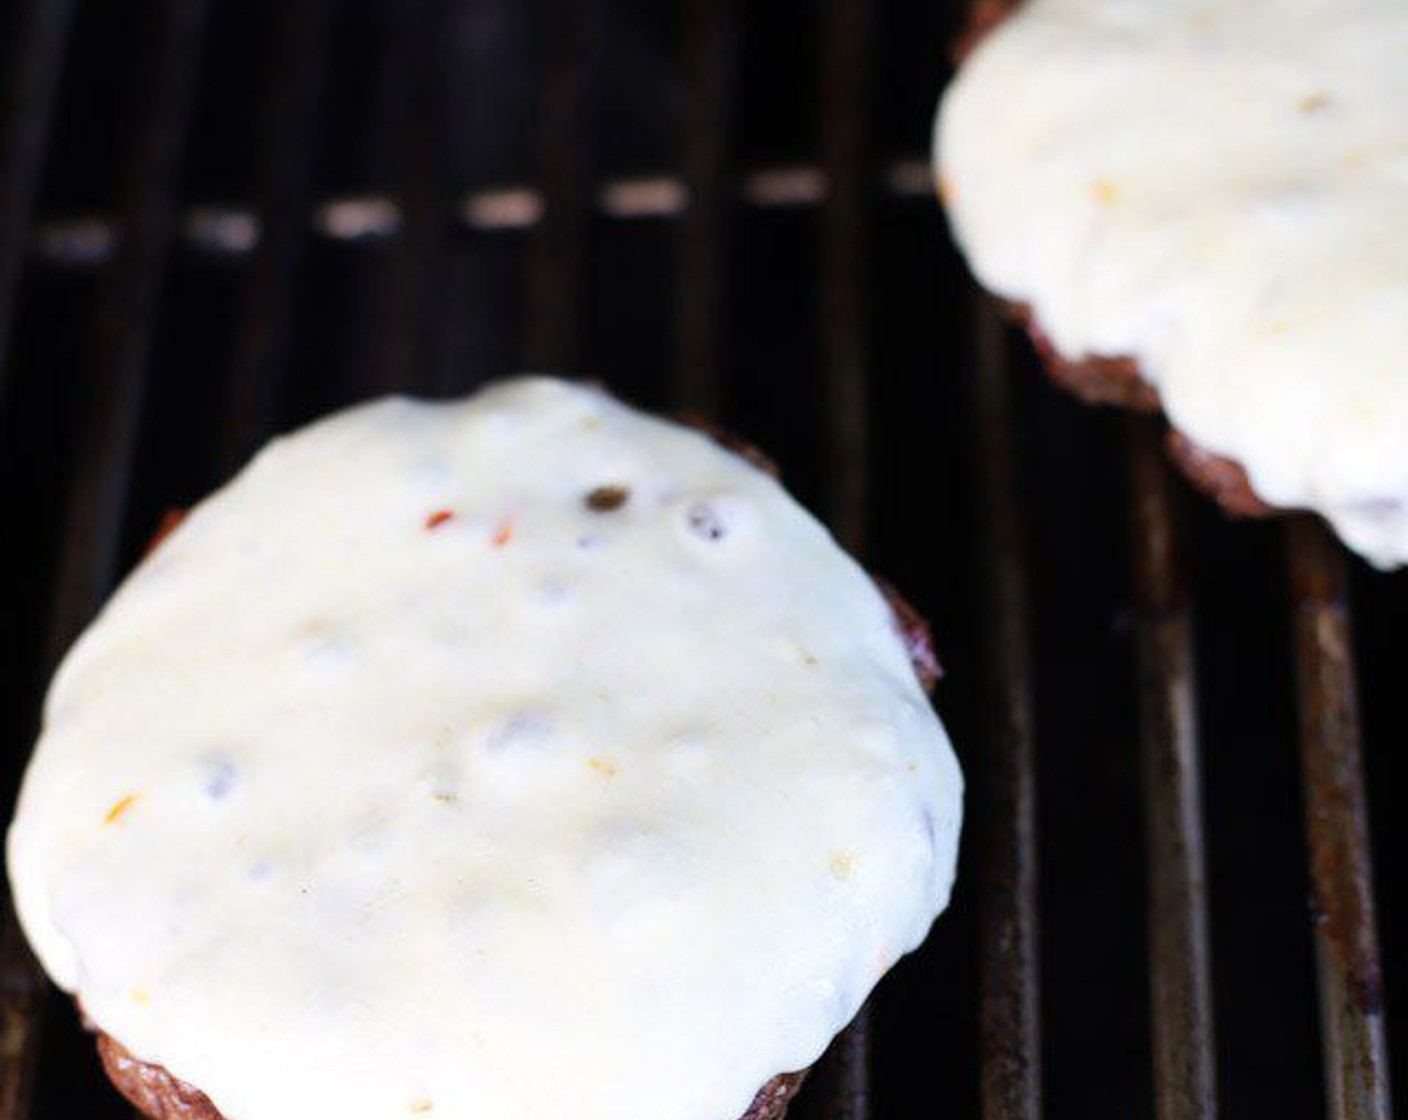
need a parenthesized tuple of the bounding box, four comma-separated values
(950, 3, 1350, 531)
(1017, 302, 1274, 516)
(97, 1034, 807, 1120)
(84, 438, 942, 1120)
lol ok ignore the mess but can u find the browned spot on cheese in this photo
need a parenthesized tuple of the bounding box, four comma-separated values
(130, 987, 150, 1006)
(587, 757, 618, 779)
(431, 791, 458, 804)
(105, 794, 140, 826)
(1299, 92, 1331, 114)
(491, 519, 514, 547)
(1092, 177, 1119, 205)
(410, 1100, 434, 1115)
(584, 484, 630, 512)
(829, 852, 856, 881)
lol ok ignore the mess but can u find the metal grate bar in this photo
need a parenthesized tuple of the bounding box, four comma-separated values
(971, 301, 1042, 1120)
(44, 0, 211, 666)
(818, 0, 873, 555)
(26, 157, 938, 268)
(674, 0, 736, 418)
(1125, 417, 1218, 1120)
(0, 910, 45, 1120)
(218, 0, 333, 473)
(378, 0, 454, 394)
(0, 0, 78, 399)
(0, 3, 211, 1118)
(524, 0, 583, 371)
(822, 1022, 871, 1120)
(1286, 519, 1392, 1120)
(816, 3, 876, 1115)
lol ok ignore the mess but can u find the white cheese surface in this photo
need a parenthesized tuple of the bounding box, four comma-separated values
(7, 378, 962, 1120)
(936, 0, 1408, 567)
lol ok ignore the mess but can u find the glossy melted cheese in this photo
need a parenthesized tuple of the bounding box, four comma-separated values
(936, 0, 1408, 567)
(7, 378, 962, 1120)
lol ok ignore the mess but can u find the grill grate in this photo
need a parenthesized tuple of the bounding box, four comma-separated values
(0, 0, 77, 397)
(971, 299, 1041, 1120)
(1287, 521, 1391, 1120)
(1124, 413, 1217, 1120)
(217, 0, 333, 472)
(0, 3, 1400, 1119)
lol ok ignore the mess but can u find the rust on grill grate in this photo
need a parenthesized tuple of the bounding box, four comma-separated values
(1124, 416, 1217, 1120)
(1287, 519, 1392, 1120)
(971, 300, 1042, 1120)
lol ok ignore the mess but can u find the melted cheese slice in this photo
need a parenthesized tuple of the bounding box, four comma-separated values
(8, 378, 962, 1120)
(936, 0, 1408, 567)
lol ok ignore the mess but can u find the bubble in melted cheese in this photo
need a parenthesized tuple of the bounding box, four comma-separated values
(936, 0, 1408, 567)
(7, 378, 963, 1120)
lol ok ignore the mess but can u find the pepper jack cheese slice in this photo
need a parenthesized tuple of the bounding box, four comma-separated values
(7, 378, 962, 1120)
(936, 0, 1408, 567)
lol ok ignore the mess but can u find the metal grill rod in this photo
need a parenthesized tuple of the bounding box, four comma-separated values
(675, 0, 736, 419)
(218, 0, 333, 473)
(1125, 417, 1217, 1120)
(378, 0, 455, 394)
(816, 2, 876, 1114)
(0, 4, 211, 1119)
(0, 0, 78, 399)
(819, 0, 873, 559)
(523, 0, 583, 372)
(1287, 519, 1392, 1120)
(971, 302, 1042, 1120)
(25, 158, 938, 268)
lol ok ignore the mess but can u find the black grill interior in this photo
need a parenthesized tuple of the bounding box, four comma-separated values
(0, 3, 1403, 1118)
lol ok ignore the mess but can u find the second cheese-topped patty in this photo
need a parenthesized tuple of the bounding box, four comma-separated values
(936, 0, 1408, 567)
